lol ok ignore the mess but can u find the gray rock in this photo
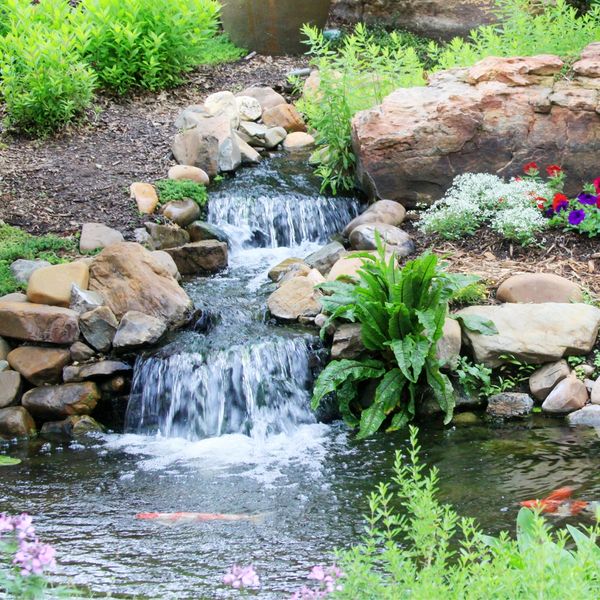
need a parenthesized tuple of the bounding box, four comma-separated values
(349, 223, 414, 256)
(133, 227, 151, 245)
(0, 336, 10, 361)
(487, 392, 534, 418)
(0, 406, 36, 439)
(591, 377, 600, 404)
(542, 376, 588, 414)
(69, 341, 96, 362)
(343, 200, 407, 237)
(150, 251, 180, 281)
(174, 104, 209, 129)
(331, 324, 363, 360)
(22, 382, 100, 419)
(204, 91, 240, 128)
(161, 200, 201, 228)
(436, 318, 462, 370)
(80, 306, 119, 352)
(0, 371, 21, 408)
(264, 127, 287, 149)
(418, 387, 483, 416)
(112, 311, 166, 349)
(187, 221, 230, 244)
(10, 259, 50, 284)
(41, 415, 104, 437)
(457, 303, 600, 367)
(63, 360, 132, 383)
(145, 222, 190, 250)
(305, 242, 346, 275)
(234, 132, 262, 164)
(165, 241, 228, 276)
(235, 96, 263, 121)
(288, 68, 312, 78)
(238, 122, 287, 149)
(529, 360, 570, 401)
(236, 87, 287, 112)
(70, 284, 104, 314)
(79, 223, 124, 253)
(567, 404, 600, 427)
(0, 360, 8, 373)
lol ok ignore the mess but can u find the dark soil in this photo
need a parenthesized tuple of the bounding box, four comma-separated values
(0, 55, 307, 237)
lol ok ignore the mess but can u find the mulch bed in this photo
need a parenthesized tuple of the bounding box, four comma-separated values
(0, 54, 307, 237)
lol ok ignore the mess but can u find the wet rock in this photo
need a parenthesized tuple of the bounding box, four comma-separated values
(529, 360, 571, 401)
(267, 277, 322, 321)
(283, 132, 315, 152)
(542, 376, 588, 414)
(0, 292, 27, 303)
(187, 221, 229, 245)
(22, 382, 100, 419)
(100, 375, 128, 395)
(567, 404, 600, 426)
(305, 242, 346, 275)
(0, 406, 36, 439)
(457, 303, 600, 367)
(262, 104, 306, 133)
(236, 86, 287, 113)
(10, 259, 50, 284)
(80, 306, 119, 352)
(343, 200, 406, 237)
(69, 341, 96, 362)
(235, 95, 262, 121)
(161, 200, 201, 228)
(279, 263, 312, 284)
(497, 273, 583, 304)
(130, 182, 159, 214)
(0, 336, 10, 361)
(89, 242, 193, 326)
(63, 360, 132, 383)
(238, 122, 287, 149)
(145, 222, 190, 250)
(268, 258, 305, 282)
(40, 415, 104, 437)
(167, 165, 210, 185)
(70, 285, 104, 315)
(112, 311, 167, 349)
(487, 392, 534, 418)
(452, 412, 480, 425)
(7, 347, 70, 386)
(234, 133, 262, 165)
(349, 223, 414, 256)
(150, 251, 180, 281)
(79, 223, 124, 253)
(331, 324, 364, 360)
(204, 91, 239, 128)
(27, 262, 90, 308)
(0, 371, 21, 408)
(418, 387, 483, 416)
(0, 302, 80, 344)
(165, 241, 228, 275)
(436, 318, 461, 370)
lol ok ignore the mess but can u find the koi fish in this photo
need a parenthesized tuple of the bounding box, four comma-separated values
(135, 511, 262, 523)
(520, 487, 589, 516)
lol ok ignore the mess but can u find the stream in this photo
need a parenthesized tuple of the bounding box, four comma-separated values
(2, 156, 600, 599)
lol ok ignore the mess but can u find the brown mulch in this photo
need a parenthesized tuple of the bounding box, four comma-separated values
(0, 54, 307, 237)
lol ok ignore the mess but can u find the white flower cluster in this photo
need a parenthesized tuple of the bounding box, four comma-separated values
(418, 173, 553, 245)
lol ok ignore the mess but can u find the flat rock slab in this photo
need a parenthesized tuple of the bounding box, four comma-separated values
(0, 302, 80, 344)
(7, 347, 70, 386)
(165, 241, 228, 276)
(22, 382, 100, 419)
(63, 360, 132, 383)
(497, 273, 583, 304)
(27, 262, 90, 308)
(487, 392, 534, 418)
(0, 406, 36, 439)
(457, 303, 600, 367)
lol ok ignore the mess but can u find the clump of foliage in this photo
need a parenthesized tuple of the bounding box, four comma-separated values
(0, 222, 75, 295)
(332, 427, 600, 599)
(155, 179, 208, 210)
(450, 281, 488, 306)
(312, 239, 494, 438)
(297, 23, 425, 194)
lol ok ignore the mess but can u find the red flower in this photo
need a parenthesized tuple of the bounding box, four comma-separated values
(552, 192, 569, 211)
(596, 195, 600, 209)
(536, 197, 547, 209)
(546, 164, 562, 177)
(594, 177, 600, 194)
(523, 162, 538, 174)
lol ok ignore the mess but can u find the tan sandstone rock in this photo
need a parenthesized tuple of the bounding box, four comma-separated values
(7, 347, 70, 386)
(542, 376, 588, 414)
(168, 165, 210, 185)
(267, 277, 322, 321)
(27, 262, 89, 308)
(130, 182, 159, 214)
(497, 273, 583, 304)
(262, 104, 307, 133)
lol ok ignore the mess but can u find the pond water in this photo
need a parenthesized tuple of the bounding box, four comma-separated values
(2, 156, 600, 599)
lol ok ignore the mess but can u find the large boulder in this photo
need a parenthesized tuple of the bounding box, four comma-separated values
(497, 273, 583, 304)
(0, 302, 80, 344)
(0, 406, 36, 438)
(27, 262, 89, 308)
(267, 277, 322, 321)
(343, 200, 406, 237)
(352, 48, 600, 205)
(165, 241, 228, 275)
(7, 347, 70, 386)
(22, 382, 100, 419)
(88, 243, 193, 327)
(457, 303, 600, 367)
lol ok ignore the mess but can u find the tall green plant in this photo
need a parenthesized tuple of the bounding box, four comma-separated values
(311, 241, 488, 438)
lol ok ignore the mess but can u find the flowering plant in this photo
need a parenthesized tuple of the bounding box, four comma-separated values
(0, 513, 56, 599)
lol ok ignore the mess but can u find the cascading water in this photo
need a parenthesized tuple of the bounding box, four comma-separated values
(125, 156, 362, 441)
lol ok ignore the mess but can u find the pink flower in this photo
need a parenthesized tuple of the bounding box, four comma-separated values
(223, 564, 260, 589)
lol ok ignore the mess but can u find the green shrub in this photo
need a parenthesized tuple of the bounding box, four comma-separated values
(155, 179, 208, 210)
(332, 427, 600, 599)
(75, 0, 222, 94)
(0, 222, 75, 296)
(195, 34, 246, 65)
(311, 239, 491, 438)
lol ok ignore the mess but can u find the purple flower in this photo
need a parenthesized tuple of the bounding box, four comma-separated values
(291, 565, 344, 598)
(556, 202, 569, 213)
(0, 513, 15, 535)
(578, 192, 597, 205)
(223, 564, 260, 589)
(13, 539, 56, 576)
(568, 209, 586, 225)
(544, 208, 555, 218)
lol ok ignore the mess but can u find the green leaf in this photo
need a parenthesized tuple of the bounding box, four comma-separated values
(356, 401, 386, 439)
(388, 409, 410, 432)
(337, 379, 360, 427)
(357, 301, 389, 350)
(0, 456, 21, 466)
(425, 362, 455, 424)
(454, 314, 498, 336)
(390, 336, 430, 383)
(375, 368, 406, 413)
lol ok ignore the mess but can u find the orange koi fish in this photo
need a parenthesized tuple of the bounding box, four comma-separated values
(136, 511, 261, 523)
(520, 487, 589, 516)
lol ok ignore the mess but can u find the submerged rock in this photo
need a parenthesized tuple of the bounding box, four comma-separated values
(486, 393, 534, 418)
(40, 415, 104, 437)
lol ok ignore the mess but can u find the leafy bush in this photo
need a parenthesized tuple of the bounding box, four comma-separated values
(74, 0, 222, 94)
(0, 23, 96, 134)
(311, 240, 489, 438)
(0, 222, 75, 295)
(332, 427, 600, 599)
(155, 179, 208, 210)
